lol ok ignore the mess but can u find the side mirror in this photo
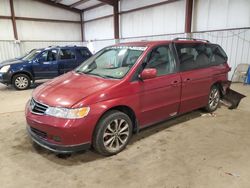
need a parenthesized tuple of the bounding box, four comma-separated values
(140, 68, 157, 80)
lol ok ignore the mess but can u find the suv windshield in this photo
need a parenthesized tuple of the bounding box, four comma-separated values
(75, 46, 146, 79)
(22, 49, 41, 61)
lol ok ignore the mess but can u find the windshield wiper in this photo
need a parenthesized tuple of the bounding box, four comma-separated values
(101, 75, 119, 79)
(86, 72, 106, 78)
(75, 70, 85, 74)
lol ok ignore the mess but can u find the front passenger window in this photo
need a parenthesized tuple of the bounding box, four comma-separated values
(39, 49, 58, 62)
(146, 46, 176, 76)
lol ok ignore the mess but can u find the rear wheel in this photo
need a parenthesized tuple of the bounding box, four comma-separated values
(93, 110, 133, 156)
(205, 85, 220, 112)
(12, 74, 31, 90)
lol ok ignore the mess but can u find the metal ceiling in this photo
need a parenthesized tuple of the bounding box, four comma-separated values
(36, 0, 118, 12)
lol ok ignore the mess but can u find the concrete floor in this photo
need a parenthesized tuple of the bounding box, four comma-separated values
(0, 83, 250, 188)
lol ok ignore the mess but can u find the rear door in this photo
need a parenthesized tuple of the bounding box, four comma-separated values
(32, 49, 58, 79)
(136, 45, 181, 127)
(57, 48, 78, 75)
(175, 42, 213, 114)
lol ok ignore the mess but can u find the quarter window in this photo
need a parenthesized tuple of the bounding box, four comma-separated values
(208, 44, 228, 65)
(77, 48, 91, 58)
(145, 46, 176, 76)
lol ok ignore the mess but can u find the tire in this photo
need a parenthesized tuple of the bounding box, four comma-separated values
(93, 110, 133, 156)
(205, 85, 220, 112)
(12, 74, 31, 90)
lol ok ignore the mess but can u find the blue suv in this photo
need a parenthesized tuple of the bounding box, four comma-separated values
(0, 46, 92, 90)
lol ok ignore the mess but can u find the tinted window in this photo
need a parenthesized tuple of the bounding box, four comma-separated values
(176, 43, 210, 71)
(146, 46, 176, 76)
(208, 44, 228, 65)
(176, 43, 228, 71)
(39, 49, 58, 62)
(77, 48, 91, 58)
(59, 49, 75, 60)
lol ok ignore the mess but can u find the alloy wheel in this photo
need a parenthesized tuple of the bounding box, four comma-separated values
(103, 119, 130, 152)
(15, 76, 29, 89)
(208, 88, 220, 110)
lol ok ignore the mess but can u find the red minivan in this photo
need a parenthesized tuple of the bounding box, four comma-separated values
(25, 38, 231, 156)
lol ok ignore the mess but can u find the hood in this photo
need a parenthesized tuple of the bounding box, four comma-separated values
(33, 71, 119, 108)
(0, 58, 26, 67)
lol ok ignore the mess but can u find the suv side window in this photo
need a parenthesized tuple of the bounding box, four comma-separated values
(77, 48, 91, 58)
(145, 46, 176, 76)
(40, 49, 58, 62)
(59, 49, 75, 60)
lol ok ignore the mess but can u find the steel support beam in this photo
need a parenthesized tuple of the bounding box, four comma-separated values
(80, 12, 85, 42)
(9, 0, 18, 40)
(113, 0, 119, 40)
(98, 0, 116, 6)
(185, 0, 193, 33)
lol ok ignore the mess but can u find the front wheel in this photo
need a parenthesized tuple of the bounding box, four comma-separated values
(12, 74, 31, 90)
(93, 110, 133, 156)
(205, 85, 220, 112)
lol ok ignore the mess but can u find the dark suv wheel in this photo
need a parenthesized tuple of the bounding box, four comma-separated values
(12, 74, 31, 90)
(205, 85, 220, 112)
(93, 110, 133, 156)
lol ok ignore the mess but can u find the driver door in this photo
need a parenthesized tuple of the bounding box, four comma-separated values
(33, 49, 59, 79)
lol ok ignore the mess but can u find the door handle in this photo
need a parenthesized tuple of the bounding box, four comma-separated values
(184, 78, 191, 82)
(171, 80, 179, 87)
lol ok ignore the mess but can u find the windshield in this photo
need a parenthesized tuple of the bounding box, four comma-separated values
(75, 46, 146, 79)
(22, 49, 41, 61)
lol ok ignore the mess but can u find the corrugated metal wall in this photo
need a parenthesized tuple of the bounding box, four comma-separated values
(0, 0, 84, 62)
(0, 41, 21, 61)
(1, 0, 250, 81)
(193, 29, 250, 79)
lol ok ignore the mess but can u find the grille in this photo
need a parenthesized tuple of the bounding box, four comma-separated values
(30, 98, 48, 115)
(30, 127, 47, 138)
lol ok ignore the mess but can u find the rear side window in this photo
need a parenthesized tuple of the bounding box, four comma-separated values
(176, 43, 227, 71)
(59, 49, 75, 60)
(77, 48, 91, 58)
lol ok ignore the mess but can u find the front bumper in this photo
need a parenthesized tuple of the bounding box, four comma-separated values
(25, 100, 101, 153)
(0, 72, 11, 85)
(27, 126, 90, 153)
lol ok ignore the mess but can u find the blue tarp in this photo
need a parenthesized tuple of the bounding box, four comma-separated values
(245, 66, 250, 84)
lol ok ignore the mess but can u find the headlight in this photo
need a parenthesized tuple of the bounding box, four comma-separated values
(0, 65, 10, 73)
(45, 107, 90, 119)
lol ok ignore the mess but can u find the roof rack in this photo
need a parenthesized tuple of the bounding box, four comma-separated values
(47, 45, 60, 48)
(173, 38, 210, 43)
(65, 45, 78, 47)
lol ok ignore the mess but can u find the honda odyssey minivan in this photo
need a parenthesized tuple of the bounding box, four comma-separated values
(26, 38, 231, 156)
